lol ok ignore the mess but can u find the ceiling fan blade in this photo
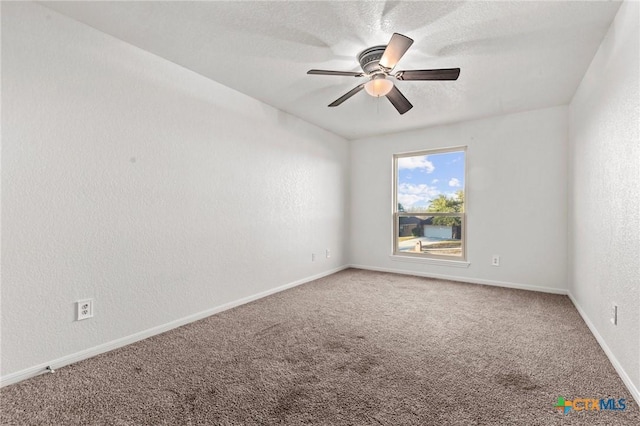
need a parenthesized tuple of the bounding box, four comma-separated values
(328, 84, 365, 107)
(386, 86, 413, 114)
(308, 69, 365, 77)
(395, 68, 461, 81)
(379, 33, 414, 71)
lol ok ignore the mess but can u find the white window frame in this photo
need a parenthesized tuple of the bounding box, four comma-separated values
(392, 146, 468, 264)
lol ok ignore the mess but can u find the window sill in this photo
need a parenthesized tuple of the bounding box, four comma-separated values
(389, 254, 470, 268)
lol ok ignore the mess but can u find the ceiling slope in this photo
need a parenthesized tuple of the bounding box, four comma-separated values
(42, 1, 621, 139)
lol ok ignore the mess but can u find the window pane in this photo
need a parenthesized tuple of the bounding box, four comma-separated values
(397, 215, 463, 257)
(397, 151, 465, 214)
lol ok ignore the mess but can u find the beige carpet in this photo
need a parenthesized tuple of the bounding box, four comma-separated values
(1, 269, 638, 425)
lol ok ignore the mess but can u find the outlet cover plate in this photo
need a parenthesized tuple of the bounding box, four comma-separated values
(77, 299, 94, 321)
(610, 303, 617, 325)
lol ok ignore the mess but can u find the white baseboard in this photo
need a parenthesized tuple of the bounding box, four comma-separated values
(568, 292, 640, 406)
(349, 264, 568, 295)
(0, 265, 349, 388)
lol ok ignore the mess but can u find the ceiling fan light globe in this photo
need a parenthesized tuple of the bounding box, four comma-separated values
(364, 78, 394, 97)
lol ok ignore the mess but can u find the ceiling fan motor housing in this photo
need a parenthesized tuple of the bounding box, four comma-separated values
(358, 45, 387, 73)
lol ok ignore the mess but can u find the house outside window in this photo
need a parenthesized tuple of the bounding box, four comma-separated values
(393, 147, 466, 260)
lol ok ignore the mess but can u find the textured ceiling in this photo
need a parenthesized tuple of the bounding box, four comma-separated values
(41, 1, 621, 140)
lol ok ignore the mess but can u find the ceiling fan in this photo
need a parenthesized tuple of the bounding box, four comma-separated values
(307, 33, 460, 114)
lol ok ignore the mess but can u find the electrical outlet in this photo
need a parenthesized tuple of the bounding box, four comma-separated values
(610, 303, 618, 326)
(77, 299, 93, 321)
(326, 249, 331, 258)
(492, 255, 500, 266)
(311, 253, 316, 262)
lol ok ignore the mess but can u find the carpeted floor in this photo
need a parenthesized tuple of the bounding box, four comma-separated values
(1, 268, 638, 425)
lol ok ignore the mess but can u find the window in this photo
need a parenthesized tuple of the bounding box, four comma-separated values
(393, 147, 466, 260)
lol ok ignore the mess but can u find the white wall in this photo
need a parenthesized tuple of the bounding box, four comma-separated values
(568, 0, 639, 399)
(350, 106, 568, 293)
(1, 2, 349, 379)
